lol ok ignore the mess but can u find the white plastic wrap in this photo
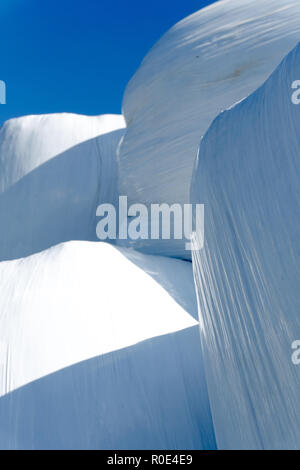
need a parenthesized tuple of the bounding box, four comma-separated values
(0, 113, 125, 261)
(191, 43, 300, 449)
(118, 0, 300, 258)
(0, 241, 216, 449)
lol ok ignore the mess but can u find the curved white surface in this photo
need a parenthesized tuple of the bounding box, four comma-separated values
(0, 241, 197, 396)
(0, 241, 213, 450)
(0, 113, 125, 261)
(0, 113, 125, 191)
(191, 42, 300, 449)
(118, 0, 300, 258)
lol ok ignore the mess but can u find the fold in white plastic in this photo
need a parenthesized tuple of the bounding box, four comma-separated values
(118, 0, 300, 258)
(191, 43, 300, 449)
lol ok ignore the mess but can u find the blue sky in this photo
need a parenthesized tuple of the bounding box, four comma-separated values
(0, 0, 215, 124)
